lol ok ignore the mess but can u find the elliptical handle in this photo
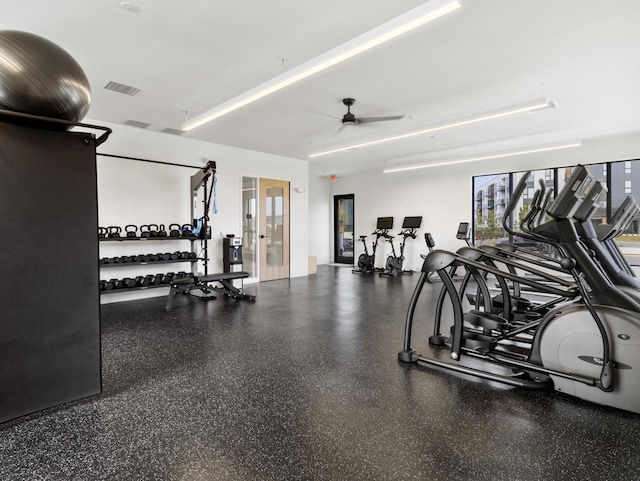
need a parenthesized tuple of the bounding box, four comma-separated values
(503, 171, 531, 236)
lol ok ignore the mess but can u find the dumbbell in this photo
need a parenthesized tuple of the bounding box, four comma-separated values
(122, 277, 137, 289)
(135, 275, 152, 287)
(99, 257, 109, 265)
(170, 252, 180, 260)
(101, 280, 114, 291)
(148, 253, 160, 261)
(130, 255, 142, 263)
(139, 254, 151, 262)
(113, 278, 124, 289)
(180, 251, 193, 259)
(107, 226, 122, 238)
(181, 224, 194, 237)
(98, 227, 108, 238)
(175, 271, 188, 279)
(152, 273, 164, 285)
(148, 224, 159, 237)
(163, 272, 176, 284)
(159, 252, 171, 261)
(169, 223, 181, 237)
(125, 225, 138, 238)
(158, 224, 167, 237)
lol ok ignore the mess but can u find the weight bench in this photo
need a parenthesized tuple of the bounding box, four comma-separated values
(165, 272, 256, 310)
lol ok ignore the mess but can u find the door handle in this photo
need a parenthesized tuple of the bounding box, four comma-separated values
(260, 234, 268, 239)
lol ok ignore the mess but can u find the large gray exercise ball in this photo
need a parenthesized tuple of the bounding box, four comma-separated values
(0, 30, 91, 123)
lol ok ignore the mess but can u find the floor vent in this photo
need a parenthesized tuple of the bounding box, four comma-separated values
(122, 119, 150, 129)
(104, 81, 142, 97)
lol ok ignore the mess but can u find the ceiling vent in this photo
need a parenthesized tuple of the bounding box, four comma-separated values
(104, 80, 142, 97)
(160, 127, 185, 136)
(122, 119, 150, 129)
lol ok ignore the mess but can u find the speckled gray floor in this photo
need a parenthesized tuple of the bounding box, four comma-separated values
(1, 265, 639, 480)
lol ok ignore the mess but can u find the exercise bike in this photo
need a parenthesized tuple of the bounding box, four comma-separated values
(352, 216, 393, 274)
(380, 216, 422, 277)
(353, 234, 378, 273)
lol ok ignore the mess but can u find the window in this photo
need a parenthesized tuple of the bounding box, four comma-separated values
(474, 159, 640, 248)
(472, 174, 509, 245)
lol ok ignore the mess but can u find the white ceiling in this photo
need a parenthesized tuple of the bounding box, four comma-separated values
(3, 0, 640, 177)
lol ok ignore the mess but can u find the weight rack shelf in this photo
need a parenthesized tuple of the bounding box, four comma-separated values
(100, 283, 170, 295)
(99, 236, 200, 242)
(100, 259, 198, 268)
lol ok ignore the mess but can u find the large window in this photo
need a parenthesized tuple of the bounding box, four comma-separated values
(611, 160, 640, 238)
(472, 159, 640, 248)
(473, 169, 554, 246)
(473, 174, 509, 245)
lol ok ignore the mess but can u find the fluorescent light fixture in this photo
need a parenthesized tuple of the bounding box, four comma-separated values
(383, 141, 582, 173)
(182, 0, 460, 131)
(310, 98, 556, 158)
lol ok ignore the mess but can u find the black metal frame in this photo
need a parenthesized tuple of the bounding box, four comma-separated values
(334, 193, 355, 264)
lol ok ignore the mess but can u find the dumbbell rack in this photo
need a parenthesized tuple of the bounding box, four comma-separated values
(98, 236, 199, 294)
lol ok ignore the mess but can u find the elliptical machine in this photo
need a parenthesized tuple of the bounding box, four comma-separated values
(380, 216, 422, 277)
(352, 217, 393, 274)
(399, 165, 640, 414)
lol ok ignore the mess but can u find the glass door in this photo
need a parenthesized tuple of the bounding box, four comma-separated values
(259, 178, 290, 281)
(334, 194, 354, 264)
(241, 177, 258, 281)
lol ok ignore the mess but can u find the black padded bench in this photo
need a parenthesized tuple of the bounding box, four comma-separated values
(165, 271, 256, 310)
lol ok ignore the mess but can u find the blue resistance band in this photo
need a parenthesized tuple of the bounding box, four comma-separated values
(212, 176, 218, 214)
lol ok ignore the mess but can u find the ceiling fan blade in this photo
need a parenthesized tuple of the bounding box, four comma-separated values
(335, 123, 348, 135)
(357, 115, 405, 124)
(304, 108, 340, 120)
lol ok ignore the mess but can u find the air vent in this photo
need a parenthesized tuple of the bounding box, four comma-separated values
(160, 127, 185, 136)
(122, 119, 150, 129)
(104, 81, 142, 97)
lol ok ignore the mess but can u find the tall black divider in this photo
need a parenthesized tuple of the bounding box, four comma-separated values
(0, 121, 101, 423)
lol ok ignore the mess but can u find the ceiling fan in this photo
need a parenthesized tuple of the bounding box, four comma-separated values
(340, 98, 404, 125)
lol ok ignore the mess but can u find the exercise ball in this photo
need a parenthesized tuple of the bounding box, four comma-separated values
(0, 30, 91, 123)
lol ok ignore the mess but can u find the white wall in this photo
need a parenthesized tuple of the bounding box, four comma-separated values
(328, 132, 640, 272)
(308, 175, 332, 265)
(92, 120, 309, 303)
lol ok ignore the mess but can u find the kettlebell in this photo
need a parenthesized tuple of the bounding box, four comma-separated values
(98, 227, 108, 238)
(148, 224, 159, 237)
(107, 226, 122, 238)
(140, 225, 151, 238)
(181, 223, 194, 237)
(125, 224, 138, 238)
(169, 223, 181, 237)
(158, 224, 167, 237)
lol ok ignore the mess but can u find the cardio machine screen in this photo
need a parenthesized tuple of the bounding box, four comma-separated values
(376, 217, 394, 230)
(456, 222, 469, 239)
(402, 216, 423, 229)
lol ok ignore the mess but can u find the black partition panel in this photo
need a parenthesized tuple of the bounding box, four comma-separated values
(0, 121, 101, 423)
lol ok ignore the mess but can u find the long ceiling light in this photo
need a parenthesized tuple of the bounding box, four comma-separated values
(309, 98, 557, 158)
(182, 0, 461, 131)
(382, 141, 582, 173)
